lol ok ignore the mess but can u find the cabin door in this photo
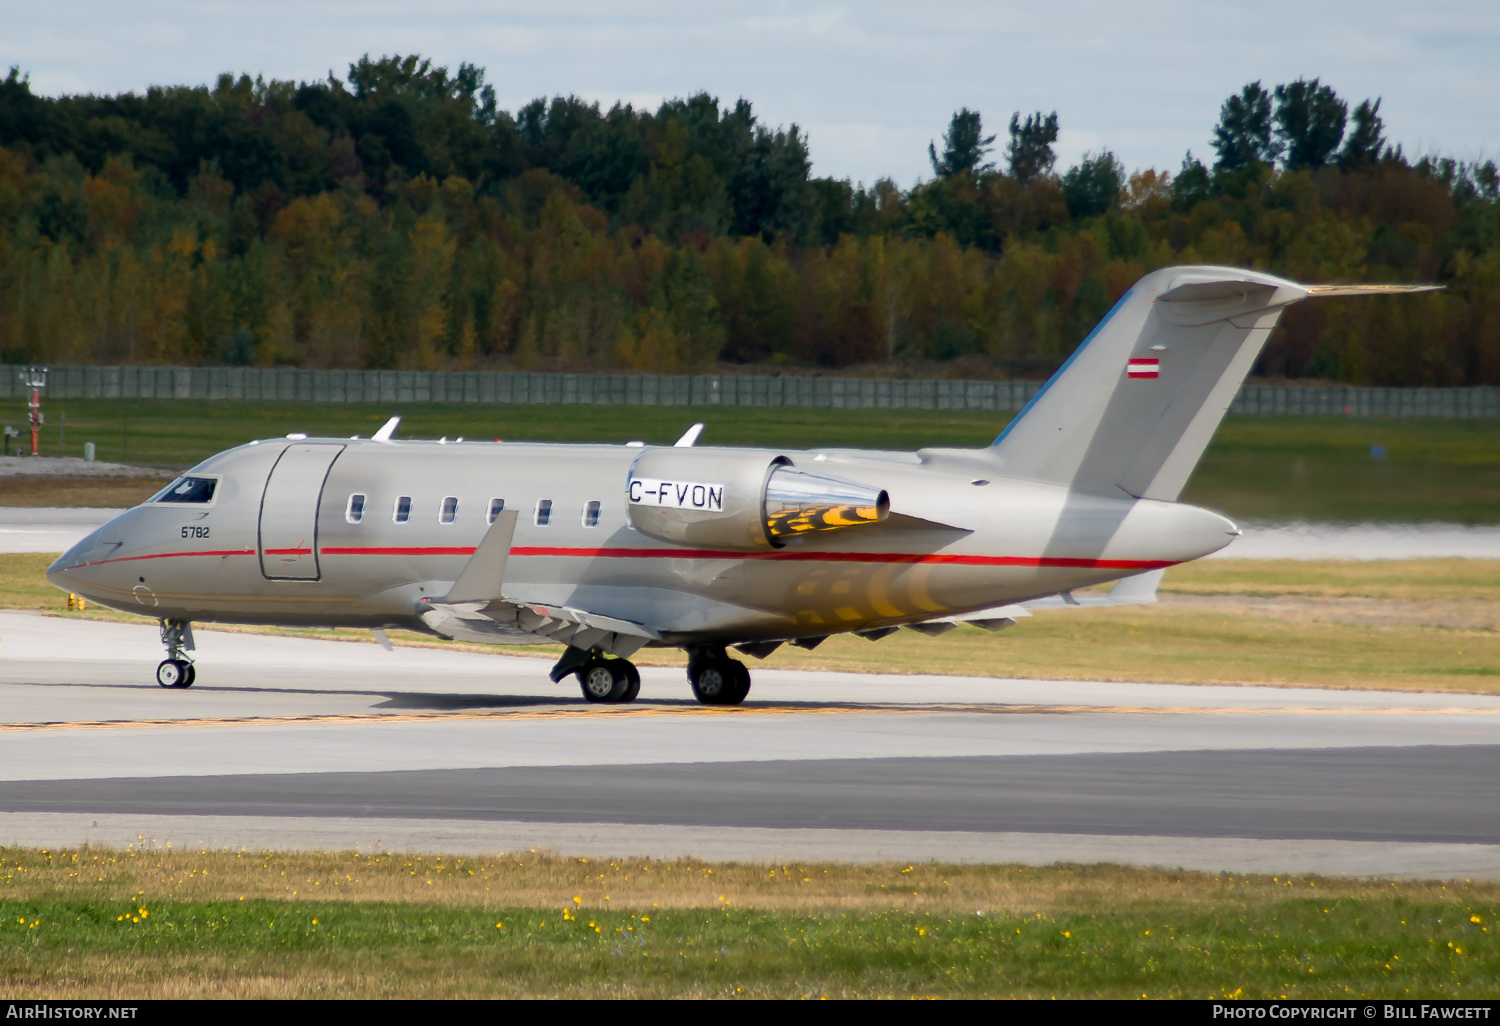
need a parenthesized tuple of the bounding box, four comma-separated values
(259, 443, 346, 581)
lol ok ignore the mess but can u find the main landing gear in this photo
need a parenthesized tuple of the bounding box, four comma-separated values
(550, 646, 640, 704)
(156, 619, 196, 689)
(578, 656, 641, 704)
(549, 644, 753, 706)
(687, 648, 751, 706)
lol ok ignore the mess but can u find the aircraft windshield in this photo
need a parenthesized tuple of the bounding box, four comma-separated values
(152, 476, 217, 504)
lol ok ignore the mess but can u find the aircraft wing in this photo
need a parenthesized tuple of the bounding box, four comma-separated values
(412, 508, 661, 654)
(419, 596, 660, 656)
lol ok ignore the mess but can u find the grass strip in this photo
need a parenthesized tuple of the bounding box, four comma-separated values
(1, 848, 1496, 998)
(2, 397, 1497, 521)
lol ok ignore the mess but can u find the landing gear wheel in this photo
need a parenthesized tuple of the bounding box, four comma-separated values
(688, 658, 750, 706)
(578, 659, 629, 703)
(619, 661, 641, 703)
(156, 619, 196, 688)
(156, 659, 194, 689)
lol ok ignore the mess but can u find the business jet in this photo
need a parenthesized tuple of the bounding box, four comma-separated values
(46, 266, 1432, 704)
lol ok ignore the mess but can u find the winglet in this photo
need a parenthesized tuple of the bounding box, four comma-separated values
(674, 422, 705, 447)
(441, 510, 518, 604)
(372, 416, 402, 442)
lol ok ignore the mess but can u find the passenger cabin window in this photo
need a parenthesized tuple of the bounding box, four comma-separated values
(534, 499, 552, 526)
(346, 493, 366, 524)
(393, 496, 412, 523)
(583, 500, 602, 528)
(487, 498, 506, 524)
(152, 476, 216, 504)
(439, 496, 458, 524)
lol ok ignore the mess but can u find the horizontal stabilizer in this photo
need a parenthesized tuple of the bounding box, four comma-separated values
(1304, 284, 1444, 298)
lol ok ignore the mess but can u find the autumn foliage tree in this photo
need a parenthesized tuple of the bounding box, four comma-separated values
(0, 59, 1496, 385)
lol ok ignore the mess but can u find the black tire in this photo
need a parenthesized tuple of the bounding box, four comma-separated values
(689, 658, 749, 705)
(578, 660, 628, 703)
(619, 661, 641, 703)
(723, 661, 751, 705)
(156, 659, 192, 689)
(182, 663, 197, 687)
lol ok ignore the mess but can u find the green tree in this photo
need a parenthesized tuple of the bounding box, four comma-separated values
(1274, 77, 1347, 170)
(929, 108, 995, 179)
(1006, 111, 1059, 186)
(1339, 98, 1386, 169)
(1062, 151, 1124, 219)
(1172, 152, 1211, 210)
(1211, 82, 1278, 171)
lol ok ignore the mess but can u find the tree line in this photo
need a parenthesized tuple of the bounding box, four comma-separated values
(0, 56, 1496, 384)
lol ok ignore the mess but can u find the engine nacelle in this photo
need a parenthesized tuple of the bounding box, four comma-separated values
(626, 447, 889, 551)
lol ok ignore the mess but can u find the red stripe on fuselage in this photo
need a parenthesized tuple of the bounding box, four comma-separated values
(320, 546, 478, 556)
(61, 545, 1175, 572)
(327, 544, 1172, 570)
(508, 545, 1172, 570)
(59, 548, 257, 570)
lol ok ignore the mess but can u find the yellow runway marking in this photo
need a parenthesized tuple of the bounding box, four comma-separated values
(3, 702, 1500, 733)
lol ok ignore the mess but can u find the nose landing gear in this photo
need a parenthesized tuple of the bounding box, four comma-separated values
(156, 619, 196, 689)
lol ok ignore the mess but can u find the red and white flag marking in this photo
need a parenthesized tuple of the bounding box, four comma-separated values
(1127, 357, 1159, 379)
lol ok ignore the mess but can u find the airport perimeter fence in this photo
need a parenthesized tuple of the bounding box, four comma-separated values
(3, 365, 1499, 419)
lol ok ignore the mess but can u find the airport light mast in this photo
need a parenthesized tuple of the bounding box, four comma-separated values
(20, 366, 46, 457)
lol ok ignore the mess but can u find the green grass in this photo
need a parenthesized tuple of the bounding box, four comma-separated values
(2, 847, 1497, 998)
(4, 397, 1497, 521)
(6, 895, 1495, 998)
(1183, 417, 1500, 523)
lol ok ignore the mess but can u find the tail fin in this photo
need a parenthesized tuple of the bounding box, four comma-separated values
(990, 266, 1437, 501)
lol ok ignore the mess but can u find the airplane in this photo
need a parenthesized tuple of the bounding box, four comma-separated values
(46, 266, 1435, 705)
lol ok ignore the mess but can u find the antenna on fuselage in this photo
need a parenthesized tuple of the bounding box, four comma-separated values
(674, 422, 705, 447)
(371, 416, 401, 442)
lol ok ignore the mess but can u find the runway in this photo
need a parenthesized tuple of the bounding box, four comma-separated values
(2, 609, 1499, 878)
(0, 508, 118, 553)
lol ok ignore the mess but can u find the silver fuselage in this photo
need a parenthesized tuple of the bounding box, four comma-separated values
(48, 437, 1238, 645)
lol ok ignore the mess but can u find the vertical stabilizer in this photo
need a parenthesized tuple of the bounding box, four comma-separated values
(991, 266, 1309, 501)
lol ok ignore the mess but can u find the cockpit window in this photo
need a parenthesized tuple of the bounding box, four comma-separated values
(152, 476, 217, 504)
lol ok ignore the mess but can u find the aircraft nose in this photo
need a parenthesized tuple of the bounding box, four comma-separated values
(47, 524, 125, 596)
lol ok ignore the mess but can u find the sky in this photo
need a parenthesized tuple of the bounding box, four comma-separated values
(4, 0, 1497, 187)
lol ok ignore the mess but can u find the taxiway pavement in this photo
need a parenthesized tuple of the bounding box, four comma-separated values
(2, 609, 1498, 878)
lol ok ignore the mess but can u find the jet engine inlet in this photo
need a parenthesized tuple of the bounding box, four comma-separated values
(626, 447, 889, 550)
